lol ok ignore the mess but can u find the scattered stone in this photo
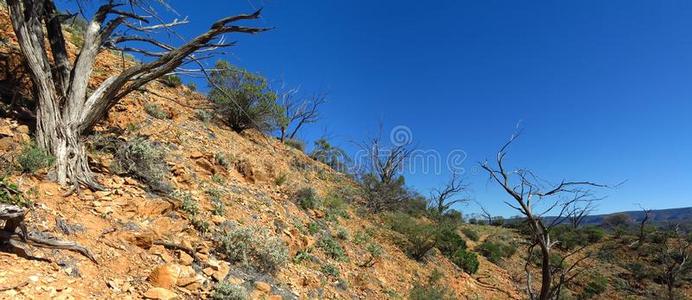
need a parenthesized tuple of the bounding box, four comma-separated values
(144, 287, 179, 300)
(177, 250, 193, 266)
(189, 151, 204, 159)
(147, 264, 181, 289)
(254, 281, 271, 293)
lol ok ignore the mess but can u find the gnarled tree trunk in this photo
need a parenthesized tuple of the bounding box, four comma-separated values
(7, 0, 267, 190)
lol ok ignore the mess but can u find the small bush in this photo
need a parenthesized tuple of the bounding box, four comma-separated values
(408, 269, 454, 300)
(384, 212, 437, 260)
(321, 264, 340, 277)
(319, 236, 346, 260)
(160, 74, 182, 87)
(212, 282, 248, 300)
(111, 137, 172, 194)
(353, 230, 372, 245)
(207, 60, 283, 132)
(17, 142, 54, 173)
(336, 227, 349, 240)
(196, 109, 212, 123)
(0, 178, 32, 207)
(461, 228, 479, 241)
(187, 83, 197, 91)
(307, 221, 321, 235)
(274, 173, 288, 186)
(144, 103, 170, 119)
(218, 225, 288, 272)
(296, 187, 320, 210)
(179, 192, 199, 216)
(451, 249, 479, 274)
(477, 240, 516, 263)
(578, 274, 608, 299)
(324, 194, 349, 221)
(284, 138, 305, 152)
(435, 225, 467, 257)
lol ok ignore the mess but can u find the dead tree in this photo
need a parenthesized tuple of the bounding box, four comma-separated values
(7, 0, 268, 190)
(481, 132, 606, 300)
(658, 225, 691, 300)
(428, 172, 469, 218)
(637, 205, 653, 246)
(565, 192, 598, 229)
(358, 134, 414, 212)
(475, 200, 493, 225)
(279, 90, 326, 142)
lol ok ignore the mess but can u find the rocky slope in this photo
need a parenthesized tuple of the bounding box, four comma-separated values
(0, 7, 524, 299)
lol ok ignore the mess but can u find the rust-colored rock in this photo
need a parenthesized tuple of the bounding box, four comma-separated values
(147, 264, 181, 289)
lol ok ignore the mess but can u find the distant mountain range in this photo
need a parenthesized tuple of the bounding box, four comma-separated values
(578, 206, 692, 226)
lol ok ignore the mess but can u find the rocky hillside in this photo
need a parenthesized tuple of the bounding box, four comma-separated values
(0, 7, 525, 299)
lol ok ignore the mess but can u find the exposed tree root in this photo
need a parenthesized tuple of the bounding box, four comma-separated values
(0, 204, 98, 264)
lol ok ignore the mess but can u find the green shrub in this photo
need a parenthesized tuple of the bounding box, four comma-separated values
(296, 187, 320, 210)
(353, 230, 372, 245)
(408, 269, 454, 300)
(274, 173, 288, 186)
(207, 60, 283, 132)
(179, 192, 199, 216)
(324, 194, 349, 221)
(284, 138, 305, 152)
(196, 109, 212, 123)
(551, 225, 605, 251)
(435, 225, 467, 257)
(307, 221, 321, 235)
(187, 83, 197, 91)
(0, 178, 32, 207)
(451, 249, 479, 274)
(17, 142, 54, 173)
(321, 263, 340, 277)
(461, 228, 479, 241)
(218, 225, 288, 272)
(336, 227, 349, 240)
(144, 103, 170, 119)
(310, 138, 351, 172)
(111, 137, 172, 194)
(160, 74, 182, 87)
(319, 235, 346, 260)
(212, 282, 248, 300)
(578, 274, 608, 299)
(477, 240, 516, 263)
(384, 212, 437, 260)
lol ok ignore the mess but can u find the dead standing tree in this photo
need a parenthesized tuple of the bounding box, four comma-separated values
(481, 132, 607, 300)
(7, 0, 268, 190)
(428, 172, 470, 218)
(279, 90, 326, 142)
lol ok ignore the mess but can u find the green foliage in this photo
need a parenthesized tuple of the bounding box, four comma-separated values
(218, 225, 288, 272)
(293, 249, 312, 264)
(408, 269, 455, 300)
(490, 216, 505, 226)
(160, 74, 182, 87)
(367, 243, 383, 258)
(207, 189, 226, 216)
(144, 103, 170, 119)
(0, 178, 32, 207)
(208, 60, 283, 132)
(602, 213, 633, 230)
(284, 138, 305, 152)
(310, 138, 351, 172)
(451, 249, 479, 274)
(461, 228, 479, 241)
(336, 227, 349, 240)
(324, 193, 350, 221)
(477, 240, 517, 263)
(195, 109, 212, 123)
(578, 274, 608, 299)
(434, 225, 467, 257)
(17, 142, 54, 173)
(187, 83, 198, 91)
(307, 221, 321, 235)
(111, 137, 172, 194)
(212, 282, 248, 300)
(384, 212, 437, 260)
(214, 152, 231, 169)
(321, 263, 340, 277)
(319, 235, 346, 260)
(274, 172, 288, 186)
(179, 192, 199, 216)
(296, 187, 320, 210)
(362, 173, 421, 213)
(551, 225, 605, 251)
(353, 230, 372, 245)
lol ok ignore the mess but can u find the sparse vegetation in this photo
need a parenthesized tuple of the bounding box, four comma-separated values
(212, 282, 248, 300)
(461, 228, 479, 241)
(408, 269, 454, 300)
(284, 138, 305, 152)
(218, 225, 288, 272)
(111, 137, 172, 194)
(144, 103, 170, 119)
(321, 263, 340, 277)
(451, 248, 479, 274)
(319, 235, 347, 260)
(477, 239, 517, 263)
(0, 178, 32, 207)
(310, 138, 350, 172)
(208, 60, 283, 132)
(296, 187, 320, 210)
(17, 142, 55, 173)
(160, 74, 182, 87)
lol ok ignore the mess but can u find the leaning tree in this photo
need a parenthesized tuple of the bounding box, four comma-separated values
(6, 0, 267, 190)
(481, 131, 607, 300)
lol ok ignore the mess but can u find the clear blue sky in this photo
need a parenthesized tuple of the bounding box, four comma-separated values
(65, 1, 692, 217)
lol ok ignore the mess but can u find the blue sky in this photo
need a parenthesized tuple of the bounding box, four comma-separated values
(64, 1, 692, 216)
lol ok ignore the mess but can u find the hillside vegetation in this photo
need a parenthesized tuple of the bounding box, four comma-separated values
(0, 3, 690, 300)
